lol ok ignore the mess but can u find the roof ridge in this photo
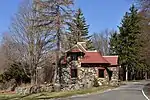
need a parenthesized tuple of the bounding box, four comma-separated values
(103, 55, 118, 57)
(86, 50, 98, 52)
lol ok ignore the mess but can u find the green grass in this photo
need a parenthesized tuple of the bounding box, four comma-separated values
(0, 86, 115, 100)
(0, 93, 23, 100)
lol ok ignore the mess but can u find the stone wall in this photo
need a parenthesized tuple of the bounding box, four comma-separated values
(109, 67, 119, 80)
(60, 59, 96, 90)
(108, 67, 119, 86)
(61, 58, 113, 90)
(15, 84, 61, 95)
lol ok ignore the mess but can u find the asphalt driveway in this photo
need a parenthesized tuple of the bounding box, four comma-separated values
(57, 81, 149, 100)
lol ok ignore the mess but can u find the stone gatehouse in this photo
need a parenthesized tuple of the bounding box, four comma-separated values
(60, 42, 119, 90)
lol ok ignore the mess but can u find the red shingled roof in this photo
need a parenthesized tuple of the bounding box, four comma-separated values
(103, 56, 118, 66)
(81, 51, 109, 64)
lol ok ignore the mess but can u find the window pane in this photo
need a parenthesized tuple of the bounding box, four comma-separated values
(71, 69, 77, 78)
(98, 69, 104, 78)
(71, 54, 78, 60)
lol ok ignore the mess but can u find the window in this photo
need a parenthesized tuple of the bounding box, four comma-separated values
(98, 69, 105, 78)
(71, 69, 77, 78)
(71, 54, 78, 61)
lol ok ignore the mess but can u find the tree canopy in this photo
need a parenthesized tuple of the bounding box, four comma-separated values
(109, 5, 142, 80)
(68, 8, 94, 50)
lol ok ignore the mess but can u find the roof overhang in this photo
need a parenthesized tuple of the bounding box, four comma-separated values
(81, 63, 110, 67)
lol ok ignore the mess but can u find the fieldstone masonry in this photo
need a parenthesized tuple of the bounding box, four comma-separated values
(109, 67, 119, 86)
(60, 57, 119, 91)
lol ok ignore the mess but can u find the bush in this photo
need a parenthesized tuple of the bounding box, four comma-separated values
(0, 62, 30, 85)
(93, 77, 99, 87)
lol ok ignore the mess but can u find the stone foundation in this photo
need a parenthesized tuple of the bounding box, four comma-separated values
(60, 60, 115, 90)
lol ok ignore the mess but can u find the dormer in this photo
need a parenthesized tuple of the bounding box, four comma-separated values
(66, 45, 85, 61)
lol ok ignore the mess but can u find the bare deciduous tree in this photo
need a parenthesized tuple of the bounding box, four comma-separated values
(1, 33, 23, 71)
(92, 29, 115, 55)
(34, 0, 74, 84)
(138, 0, 150, 10)
(5, 0, 75, 85)
(8, 0, 55, 85)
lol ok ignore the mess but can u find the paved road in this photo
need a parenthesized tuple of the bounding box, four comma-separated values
(59, 81, 149, 100)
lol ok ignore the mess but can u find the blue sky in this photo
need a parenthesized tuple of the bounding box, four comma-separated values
(0, 0, 133, 37)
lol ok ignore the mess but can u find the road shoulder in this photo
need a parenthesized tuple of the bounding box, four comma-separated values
(143, 83, 150, 100)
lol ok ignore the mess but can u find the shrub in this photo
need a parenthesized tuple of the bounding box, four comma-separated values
(0, 62, 30, 85)
(93, 77, 99, 87)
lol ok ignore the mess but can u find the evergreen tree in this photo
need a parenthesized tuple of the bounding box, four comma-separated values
(137, 8, 150, 79)
(0, 62, 30, 85)
(110, 5, 141, 80)
(109, 31, 119, 55)
(68, 8, 94, 50)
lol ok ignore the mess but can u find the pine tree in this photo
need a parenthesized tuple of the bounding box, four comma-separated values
(137, 7, 150, 79)
(109, 31, 119, 55)
(110, 5, 141, 80)
(68, 8, 94, 50)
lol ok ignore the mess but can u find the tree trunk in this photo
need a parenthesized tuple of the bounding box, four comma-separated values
(53, 54, 58, 84)
(31, 75, 35, 85)
(53, 5, 61, 85)
(31, 67, 36, 85)
(126, 67, 128, 81)
(145, 71, 148, 80)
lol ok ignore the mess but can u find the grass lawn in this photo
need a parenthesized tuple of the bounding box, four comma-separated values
(0, 86, 116, 100)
